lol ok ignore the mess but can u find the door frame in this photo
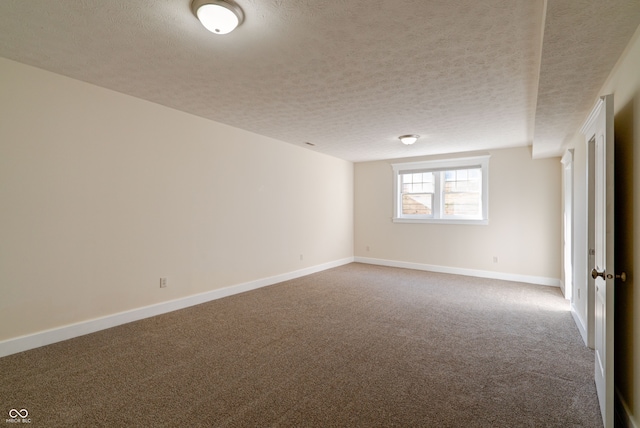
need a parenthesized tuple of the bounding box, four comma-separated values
(561, 149, 574, 301)
(580, 94, 615, 427)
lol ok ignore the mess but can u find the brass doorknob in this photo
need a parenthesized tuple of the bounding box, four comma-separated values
(591, 269, 627, 282)
(591, 268, 605, 280)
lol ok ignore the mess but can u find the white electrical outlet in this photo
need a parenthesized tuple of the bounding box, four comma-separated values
(300, 254, 304, 261)
(160, 277, 167, 288)
(493, 256, 498, 263)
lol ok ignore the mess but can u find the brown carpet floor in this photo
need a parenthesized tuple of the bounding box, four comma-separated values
(1, 263, 602, 427)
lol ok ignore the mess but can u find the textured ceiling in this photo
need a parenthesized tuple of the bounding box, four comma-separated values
(0, 1, 639, 162)
(533, 0, 640, 158)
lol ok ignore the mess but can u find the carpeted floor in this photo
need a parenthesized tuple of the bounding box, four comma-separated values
(0, 263, 602, 427)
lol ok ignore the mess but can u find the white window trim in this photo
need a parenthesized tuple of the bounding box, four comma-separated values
(391, 154, 490, 225)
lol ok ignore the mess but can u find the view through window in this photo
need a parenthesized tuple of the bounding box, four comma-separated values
(392, 155, 489, 224)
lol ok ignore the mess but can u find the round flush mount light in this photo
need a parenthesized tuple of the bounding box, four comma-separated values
(191, 0, 244, 35)
(399, 134, 420, 145)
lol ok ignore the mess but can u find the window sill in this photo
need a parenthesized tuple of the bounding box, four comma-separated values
(393, 217, 489, 225)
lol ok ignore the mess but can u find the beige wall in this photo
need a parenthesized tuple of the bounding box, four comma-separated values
(354, 147, 561, 280)
(0, 58, 354, 342)
(565, 25, 640, 425)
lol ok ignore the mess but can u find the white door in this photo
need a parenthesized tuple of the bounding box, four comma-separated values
(584, 94, 616, 427)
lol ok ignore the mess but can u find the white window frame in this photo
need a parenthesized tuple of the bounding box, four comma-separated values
(392, 154, 490, 225)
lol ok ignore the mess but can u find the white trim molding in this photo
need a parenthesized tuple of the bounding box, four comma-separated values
(0, 257, 354, 358)
(355, 256, 561, 287)
(580, 97, 605, 135)
(570, 304, 589, 347)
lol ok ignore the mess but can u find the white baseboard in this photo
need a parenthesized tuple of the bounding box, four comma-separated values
(616, 387, 638, 428)
(570, 303, 589, 347)
(354, 256, 562, 287)
(0, 257, 354, 358)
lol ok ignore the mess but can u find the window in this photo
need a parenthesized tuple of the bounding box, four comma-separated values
(392, 155, 489, 224)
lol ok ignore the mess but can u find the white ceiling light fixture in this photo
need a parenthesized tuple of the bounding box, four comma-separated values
(191, 0, 244, 35)
(399, 134, 420, 145)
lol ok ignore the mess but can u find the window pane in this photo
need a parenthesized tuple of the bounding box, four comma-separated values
(443, 168, 481, 216)
(400, 172, 434, 215)
(402, 193, 433, 215)
(400, 172, 434, 194)
(401, 174, 411, 192)
(423, 173, 434, 193)
(424, 182, 434, 193)
(468, 169, 481, 180)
